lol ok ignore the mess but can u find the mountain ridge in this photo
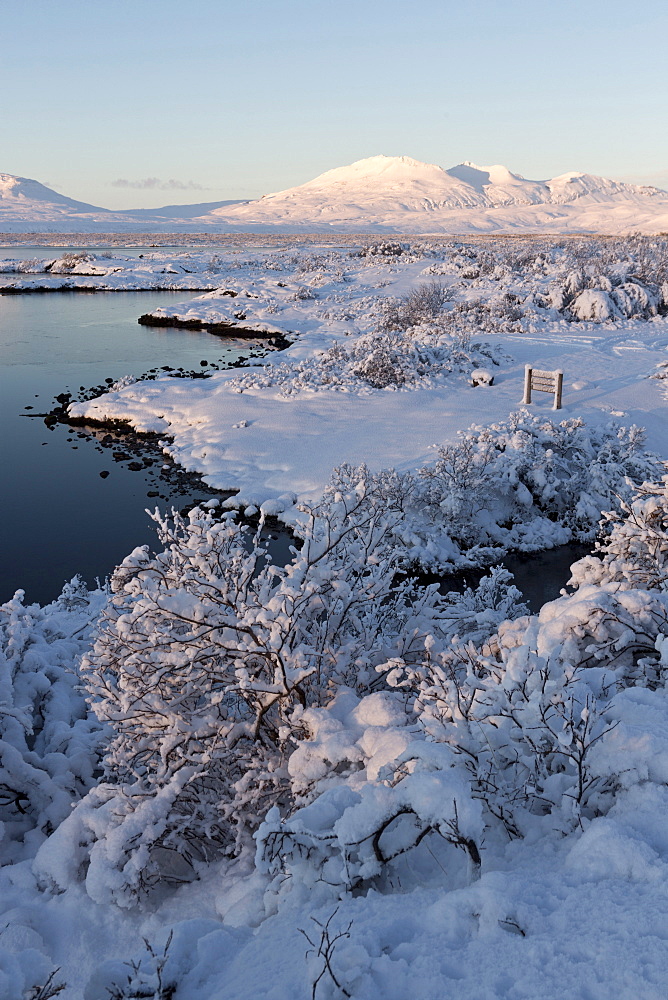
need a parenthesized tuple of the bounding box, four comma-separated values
(1, 157, 667, 234)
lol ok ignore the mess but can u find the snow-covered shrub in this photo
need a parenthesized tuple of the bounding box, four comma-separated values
(257, 502, 668, 897)
(596, 233, 668, 288)
(47, 483, 443, 906)
(349, 335, 412, 388)
(257, 534, 668, 896)
(357, 241, 405, 257)
(256, 569, 525, 896)
(256, 687, 483, 896)
(0, 582, 104, 864)
(569, 476, 668, 592)
(379, 281, 451, 331)
(228, 329, 502, 396)
(431, 298, 524, 338)
(387, 584, 668, 838)
(437, 566, 528, 641)
(542, 244, 666, 322)
(411, 410, 661, 570)
(291, 285, 317, 301)
(564, 281, 661, 322)
(568, 288, 620, 322)
(0, 948, 66, 1000)
(85, 931, 177, 1000)
(205, 254, 225, 273)
(16, 258, 51, 274)
(49, 252, 95, 273)
(259, 738, 482, 895)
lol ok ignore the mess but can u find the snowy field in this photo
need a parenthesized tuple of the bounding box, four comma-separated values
(66, 237, 668, 524)
(3, 235, 668, 999)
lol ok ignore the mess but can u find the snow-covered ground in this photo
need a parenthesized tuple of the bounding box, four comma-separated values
(68, 237, 668, 517)
(0, 249, 238, 291)
(4, 235, 668, 999)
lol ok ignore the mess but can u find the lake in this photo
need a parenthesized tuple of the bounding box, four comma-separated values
(0, 286, 258, 605)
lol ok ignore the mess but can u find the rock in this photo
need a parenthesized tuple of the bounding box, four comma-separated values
(471, 369, 494, 387)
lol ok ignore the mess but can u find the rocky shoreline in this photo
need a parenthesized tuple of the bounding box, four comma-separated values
(137, 311, 292, 344)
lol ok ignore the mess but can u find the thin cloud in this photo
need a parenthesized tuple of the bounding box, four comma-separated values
(619, 170, 668, 190)
(110, 178, 209, 191)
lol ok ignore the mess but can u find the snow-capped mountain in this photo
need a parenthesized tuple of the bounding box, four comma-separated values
(206, 156, 668, 233)
(2, 157, 668, 234)
(0, 173, 245, 233)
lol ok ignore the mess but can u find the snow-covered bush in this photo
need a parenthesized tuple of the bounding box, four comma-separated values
(49, 252, 95, 273)
(228, 329, 502, 396)
(43, 482, 444, 906)
(541, 252, 666, 323)
(356, 242, 406, 257)
(16, 258, 51, 274)
(0, 581, 104, 864)
(256, 487, 668, 900)
(566, 282, 661, 322)
(258, 722, 482, 895)
(85, 932, 177, 1000)
(0, 948, 66, 1000)
(386, 584, 668, 839)
(569, 476, 668, 592)
(411, 410, 661, 570)
(379, 281, 451, 331)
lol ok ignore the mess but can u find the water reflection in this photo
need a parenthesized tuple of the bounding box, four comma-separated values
(0, 290, 264, 605)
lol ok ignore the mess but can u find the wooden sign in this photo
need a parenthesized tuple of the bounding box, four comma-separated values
(522, 365, 563, 410)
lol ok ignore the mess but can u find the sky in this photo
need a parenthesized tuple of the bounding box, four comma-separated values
(2, 0, 668, 209)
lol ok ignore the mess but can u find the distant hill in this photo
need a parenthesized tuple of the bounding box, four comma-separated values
(2, 158, 668, 234)
(0, 174, 245, 233)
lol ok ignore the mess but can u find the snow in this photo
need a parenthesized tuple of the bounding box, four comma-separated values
(5, 236, 668, 998)
(66, 240, 668, 518)
(2, 155, 668, 233)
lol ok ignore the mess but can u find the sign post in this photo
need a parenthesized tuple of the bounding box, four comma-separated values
(523, 366, 563, 410)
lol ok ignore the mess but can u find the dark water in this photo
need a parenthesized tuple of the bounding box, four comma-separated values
(0, 290, 260, 605)
(425, 542, 592, 616)
(502, 544, 591, 612)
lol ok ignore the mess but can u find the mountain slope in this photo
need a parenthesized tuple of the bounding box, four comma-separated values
(1, 158, 667, 234)
(0, 174, 245, 232)
(201, 156, 668, 233)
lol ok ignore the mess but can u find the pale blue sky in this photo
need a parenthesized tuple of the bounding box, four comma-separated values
(3, 0, 667, 208)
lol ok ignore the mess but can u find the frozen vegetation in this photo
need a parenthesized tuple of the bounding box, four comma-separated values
(3, 235, 668, 997)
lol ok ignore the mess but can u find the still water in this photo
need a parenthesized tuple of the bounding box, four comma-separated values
(0, 289, 255, 605)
